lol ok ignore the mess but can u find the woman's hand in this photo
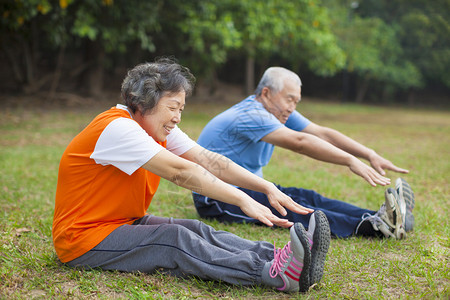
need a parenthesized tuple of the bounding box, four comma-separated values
(266, 183, 314, 217)
(239, 197, 294, 228)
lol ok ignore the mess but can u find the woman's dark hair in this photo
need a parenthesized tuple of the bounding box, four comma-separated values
(121, 57, 196, 114)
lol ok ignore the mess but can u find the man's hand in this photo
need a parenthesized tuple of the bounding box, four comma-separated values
(265, 184, 314, 217)
(368, 152, 409, 176)
(349, 157, 391, 187)
(239, 198, 295, 228)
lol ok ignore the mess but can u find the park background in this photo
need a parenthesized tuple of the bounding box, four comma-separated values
(1, 0, 449, 299)
(1, 0, 449, 105)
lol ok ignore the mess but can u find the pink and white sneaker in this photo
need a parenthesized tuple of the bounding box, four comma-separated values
(269, 223, 311, 292)
(306, 210, 331, 286)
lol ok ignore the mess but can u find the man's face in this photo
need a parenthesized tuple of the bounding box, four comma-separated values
(260, 80, 301, 124)
(134, 91, 185, 142)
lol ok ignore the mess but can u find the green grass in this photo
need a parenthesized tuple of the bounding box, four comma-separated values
(1, 98, 449, 299)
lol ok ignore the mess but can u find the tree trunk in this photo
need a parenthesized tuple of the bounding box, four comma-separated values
(1, 21, 39, 93)
(81, 40, 105, 96)
(407, 88, 416, 106)
(355, 77, 370, 103)
(342, 70, 350, 102)
(48, 45, 66, 100)
(245, 56, 255, 95)
(31, 17, 39, 74)
(207, 69, 218, 96)
(2, 43, 24, 84)
(20, 36, 34, 85)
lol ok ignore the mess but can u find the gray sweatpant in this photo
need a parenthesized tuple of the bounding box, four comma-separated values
(67, 215, 275, 286)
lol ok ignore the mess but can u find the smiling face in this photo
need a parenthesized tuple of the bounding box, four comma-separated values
(258, 79, 301, 124)
(133, 91, 186, 142)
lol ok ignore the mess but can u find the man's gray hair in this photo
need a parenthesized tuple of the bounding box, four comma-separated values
(254, 67, 302, 96)
(121, 57, 196, 114)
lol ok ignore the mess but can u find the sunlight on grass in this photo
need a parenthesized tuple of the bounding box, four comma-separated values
(1, 100, 449, 298)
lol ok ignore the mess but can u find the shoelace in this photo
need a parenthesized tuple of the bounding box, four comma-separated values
(364, 204, 386, 225)
(356, 211, 384, 233)
(377, 203, 386, 216)
(269, 242, 292, 278)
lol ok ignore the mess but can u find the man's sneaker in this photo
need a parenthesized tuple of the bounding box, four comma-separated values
(396, 178, 415, 232)
(382, 187, 407, 239)
(305, 211, 330, 287)
(357, 188, 407, 239)
(269, 223, 311, 293)
(355, 210, 393, 238)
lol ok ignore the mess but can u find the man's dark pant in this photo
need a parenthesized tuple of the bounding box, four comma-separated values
(193, 184, 376, 238)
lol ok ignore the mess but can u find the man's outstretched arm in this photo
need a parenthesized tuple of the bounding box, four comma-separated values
(262, 126, 391, 186)
(302, 123, 409, 175)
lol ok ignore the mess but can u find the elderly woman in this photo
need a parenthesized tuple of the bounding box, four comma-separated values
(52, 58, 330, 293)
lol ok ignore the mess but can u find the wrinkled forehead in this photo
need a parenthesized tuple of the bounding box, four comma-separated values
(276, 78, 301, 99)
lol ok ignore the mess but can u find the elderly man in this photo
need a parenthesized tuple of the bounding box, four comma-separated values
(193, 66, 415, 239)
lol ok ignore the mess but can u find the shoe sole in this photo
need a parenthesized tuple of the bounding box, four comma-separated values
(396, 178, 415, 211)
(385, 188, 407, 239)
(309, 211, 330, 286)
(293, 223, 312, 293)
(396, 178, 415, 232)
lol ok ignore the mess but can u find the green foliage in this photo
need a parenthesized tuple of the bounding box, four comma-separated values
(158, 0, 242, 76)
(398, 6, 450, 87)
(325, 0, 423, 94)
(148, 0, 346, 78)
(1, 0, 50, 30)
(1, 0, 448, 99)
(1, 0, 162, 52)
(67, 0, 162, 53)
(228, 0, 345, 76)
(357, 0, 450, 88)
(285, 1, 346, 76)
(182, 2, 242, 55)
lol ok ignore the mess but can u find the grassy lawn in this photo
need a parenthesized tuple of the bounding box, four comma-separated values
(1, 97, 449, 299)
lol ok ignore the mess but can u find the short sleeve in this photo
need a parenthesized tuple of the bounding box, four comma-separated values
(235, 107, 284, 143)
(166, 125, 197, 155)
(285, 110, 311, 132)
(90, 118, 164, 175)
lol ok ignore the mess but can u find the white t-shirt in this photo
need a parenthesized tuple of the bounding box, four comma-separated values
(90, 104, 197, 175)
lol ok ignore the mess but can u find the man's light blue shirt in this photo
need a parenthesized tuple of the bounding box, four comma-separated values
(197, 95, 311, 178)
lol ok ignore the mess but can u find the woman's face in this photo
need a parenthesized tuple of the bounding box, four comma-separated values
(134, 91, 185, 142)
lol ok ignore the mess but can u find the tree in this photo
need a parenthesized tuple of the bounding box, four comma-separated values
(64, 0, 163, 95)
(1, 0, 447, 104)
(323, 0, 424, 102)
(1, 0, 163, 95)
(226, 0, 345, 93)
(152, 0, 242, 94)
(0, 0, 65, 93)
(149, 0, 345, 95)
(355, 0, 450, 102)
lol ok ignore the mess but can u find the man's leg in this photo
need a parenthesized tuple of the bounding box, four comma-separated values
(193, 192, 263, 224)
(193, 185, 376, 238)
(279, 186, 375, 218)
(277, 186, 376, 238)
(67, 215, 273, 286)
